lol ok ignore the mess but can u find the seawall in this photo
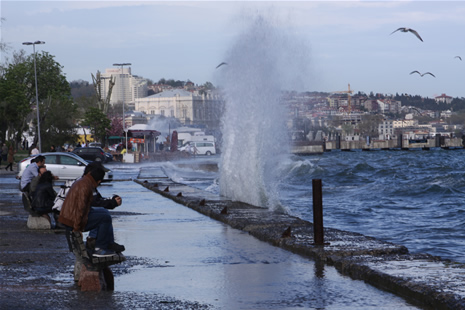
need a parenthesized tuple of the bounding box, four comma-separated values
(292, 137, 464, 154)
(135, 167, 465, 310)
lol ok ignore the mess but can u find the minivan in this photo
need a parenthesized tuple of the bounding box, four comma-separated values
(180, 141, 216, 155)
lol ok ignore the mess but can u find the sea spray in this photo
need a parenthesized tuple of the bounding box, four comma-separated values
(216, 13, 310, 210)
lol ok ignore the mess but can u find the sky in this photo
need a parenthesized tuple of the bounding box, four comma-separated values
(1, 1, 465, 99)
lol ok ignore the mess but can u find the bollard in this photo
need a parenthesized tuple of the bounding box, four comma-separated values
(312, 179, 324, 245)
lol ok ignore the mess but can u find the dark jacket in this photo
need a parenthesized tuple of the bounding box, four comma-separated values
(58, 173, 98, 232)
(92, 189, 119, 209)
(31, 182, 56, 215)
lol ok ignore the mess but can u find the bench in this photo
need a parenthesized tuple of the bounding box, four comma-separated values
(65, 229, 126, 291)
(21, 192, 52, 229)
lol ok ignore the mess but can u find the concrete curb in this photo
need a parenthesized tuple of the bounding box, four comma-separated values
(134, 173, 465, 310)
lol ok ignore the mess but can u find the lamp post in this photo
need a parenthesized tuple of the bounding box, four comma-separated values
(22, 41, 45, 153)
(112, 63, 131, 153)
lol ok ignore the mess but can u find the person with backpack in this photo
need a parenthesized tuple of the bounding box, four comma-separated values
(31, 171, 57, 216)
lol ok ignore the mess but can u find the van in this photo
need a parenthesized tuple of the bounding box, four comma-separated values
(180, 141, 216, 155)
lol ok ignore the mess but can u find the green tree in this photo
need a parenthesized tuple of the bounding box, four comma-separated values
(82, 107, 111, 143)
(0, 60, 32, 145)
(40, 96, 78, 150)
(357, 114, 383, 138)
(0, 50, 76, 149)
(341, 123, 354, 136)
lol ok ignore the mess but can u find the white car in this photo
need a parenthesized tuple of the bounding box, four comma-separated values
(17, 152, 113, 182)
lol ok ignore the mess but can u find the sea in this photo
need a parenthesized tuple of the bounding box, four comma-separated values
(160, 149, 465, 264)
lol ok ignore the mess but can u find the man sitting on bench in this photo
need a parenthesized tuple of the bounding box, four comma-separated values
(58, 164, 124, 257)
(20, 155, 46, 194)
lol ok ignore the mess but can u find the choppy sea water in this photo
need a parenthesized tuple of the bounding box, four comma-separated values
(161, 149, 465, 264)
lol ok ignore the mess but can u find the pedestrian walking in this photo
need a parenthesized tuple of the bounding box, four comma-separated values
(1, 143, 7, 166)
(5, 145, 15, 171)
(30, 145, 39, 155)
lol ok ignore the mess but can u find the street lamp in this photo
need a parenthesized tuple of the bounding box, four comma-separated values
(113, 63, 131, 153)
(22, 40, 45, 153)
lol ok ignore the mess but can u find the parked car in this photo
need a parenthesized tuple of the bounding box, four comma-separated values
(72, 147, 113, 163)
(17, 152, 113, 182)
(88, 142, 102, 148)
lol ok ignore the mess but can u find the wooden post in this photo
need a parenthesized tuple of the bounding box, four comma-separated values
(312, 179, 324, 245)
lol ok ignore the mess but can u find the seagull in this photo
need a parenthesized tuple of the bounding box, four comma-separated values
(390, 27, 423, 42)
(215, 62, 228, 69)
(410, 71, 435, 77)
(454, 56, 462, 61)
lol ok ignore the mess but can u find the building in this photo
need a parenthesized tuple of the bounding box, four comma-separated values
(435, 93, 453, 104)
(134, 89, 224, 128)
(99, 67, 148, 108)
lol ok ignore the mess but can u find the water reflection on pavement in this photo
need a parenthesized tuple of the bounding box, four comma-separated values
(96, 165, 420, 309)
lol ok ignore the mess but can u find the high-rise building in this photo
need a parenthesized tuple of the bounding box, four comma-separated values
(99, 67, 147, 108)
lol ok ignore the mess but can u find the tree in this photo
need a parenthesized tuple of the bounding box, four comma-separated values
(107, 117, 124, 137)
(203, 81, 215, 90)
(70, 79, 95, 99)
(91, 71, 115, 114)
(0, 61, 30, 144)
(39, 95, 78, 150)
(357, 114, 383, 137)
(82, 107, 111, 143)
(341, 123, 354, 136)
(0, 50, 76, 149)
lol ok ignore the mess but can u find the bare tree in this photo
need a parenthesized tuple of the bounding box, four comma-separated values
(91, 70, 115, 114)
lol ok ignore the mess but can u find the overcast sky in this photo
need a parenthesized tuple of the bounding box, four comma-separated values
(2, 1, 465, 98)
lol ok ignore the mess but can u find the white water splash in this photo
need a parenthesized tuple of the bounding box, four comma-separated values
(216, 12, 310, 210)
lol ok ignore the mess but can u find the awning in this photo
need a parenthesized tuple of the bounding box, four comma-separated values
(127, 124, 161, 138)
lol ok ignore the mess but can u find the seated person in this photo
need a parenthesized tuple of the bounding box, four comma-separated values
(84, 162, 123, 252)
(20, 155, 46, 193)
(58, 164, 124, 257)
(29, 165, 47, 196)
(31, 171, 57, 216)
(52, 161, 124, 252)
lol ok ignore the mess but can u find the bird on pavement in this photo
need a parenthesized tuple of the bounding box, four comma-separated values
(390, 27, 423, 42)
(410, 71, 435, 77)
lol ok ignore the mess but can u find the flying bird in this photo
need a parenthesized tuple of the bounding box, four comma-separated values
(216, 62, 228, 69)
(454, 56, 462, 61)
(410, 71, 435, 78)
(390, 27, 423, 42)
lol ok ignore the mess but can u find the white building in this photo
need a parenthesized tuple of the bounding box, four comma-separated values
(435, 93, 453, 104)
(99, 67, 148, 107)
(135, 89, 223, 128)
(378, 120, 394, 139)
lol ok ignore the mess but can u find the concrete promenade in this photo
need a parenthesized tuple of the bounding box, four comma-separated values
(137, 166, 465, 310)
(1, 164, 464, 309)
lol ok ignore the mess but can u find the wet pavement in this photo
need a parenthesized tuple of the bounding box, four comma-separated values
(0, 164, 432, 309)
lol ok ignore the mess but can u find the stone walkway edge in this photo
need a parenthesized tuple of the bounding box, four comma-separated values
(135, 175, 465, 310)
